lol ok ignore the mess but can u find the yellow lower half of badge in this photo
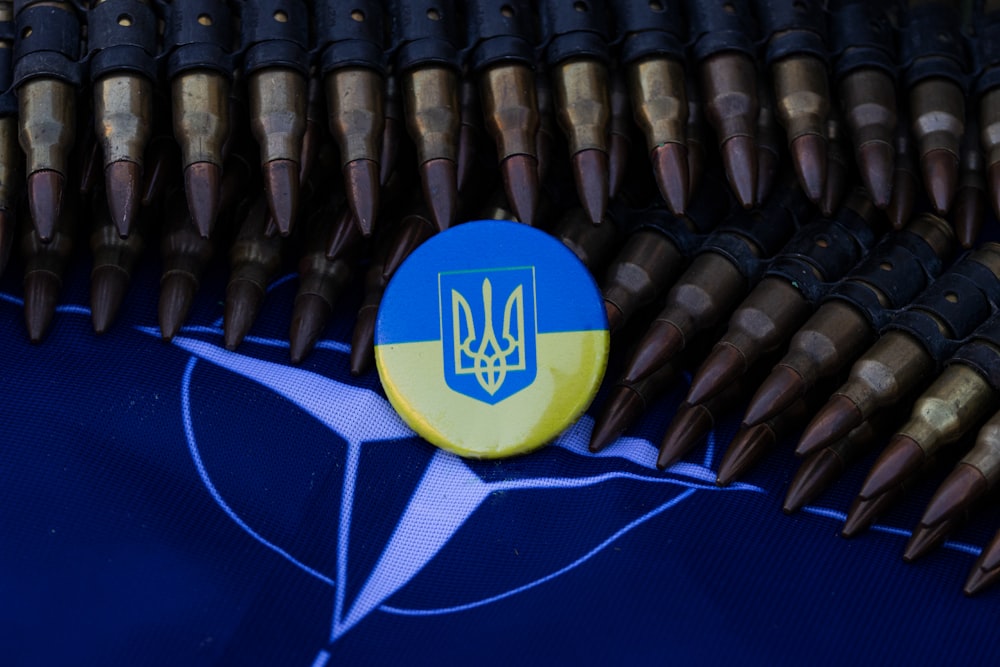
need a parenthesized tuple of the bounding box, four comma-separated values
(375, 331, 609, 458)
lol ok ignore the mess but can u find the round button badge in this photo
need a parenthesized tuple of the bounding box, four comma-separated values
(375, 220, 610, 458)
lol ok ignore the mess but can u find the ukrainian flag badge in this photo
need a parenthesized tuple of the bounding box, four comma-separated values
(375, 220, 609, 458)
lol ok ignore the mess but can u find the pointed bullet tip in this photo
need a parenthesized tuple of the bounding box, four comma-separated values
(859, 434, 925, 500)
(790, 134, 828, 203)
(687, 344, 745, 406)
(500, 154, 540, 226)
(263, 159, 300, 237)
(420, 159, 458, 232)
(289, 294, 333, 364)
(623, 320, 684, 384)
(27, 170, 65, 242)
(720, 136, 757, 209)
(902, 522, 951, 563)
(920, 463, 989, 528)
(796, 395, 863, 457)
(224, 280, 264, 350)
(964, 566, 996, 597)
(857, 141, 894, 208)
(922, 149, 959, 215)
(657, 402, 713, 469)
(716, 424, 774, 486)
(589, 385, 644, 453)
(571, 149, 610, 224)
(184, 162, 222, 239)
(90, 265, 130, 334)
(783, 448, 844, 514)
(652, 143, 689, 215)
(23, 270, 60, 343)
(105, 161, 142, 238)
(159, 273, 198, 341)
(743, 365, 804, 427)
(344, 159, 380, 237)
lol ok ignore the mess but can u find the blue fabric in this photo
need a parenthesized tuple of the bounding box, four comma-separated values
(1, 257, 998, 667)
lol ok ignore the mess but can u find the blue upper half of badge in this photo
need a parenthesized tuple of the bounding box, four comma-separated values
(377, 220, 607, 345)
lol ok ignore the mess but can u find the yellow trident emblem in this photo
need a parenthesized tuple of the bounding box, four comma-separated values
(451, 277, 526, 395)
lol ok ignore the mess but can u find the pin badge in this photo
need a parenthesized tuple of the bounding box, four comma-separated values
(375, 220, 609, 458)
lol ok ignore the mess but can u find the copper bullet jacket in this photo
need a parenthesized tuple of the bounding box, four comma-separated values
(552, 58, 611, 155)
(551, 207, 619, 270)
(909, 78, 964, 158)
(773, 56, 829, 143)
(403, 66, 460, 165)
(326, 67, 385, 164)
(19, 78, 75, 175)
(250, 68, 307, 164)
(480, 63, 538, 160)
(628, 57, 687, 152)
(95, 74, 152, 166)
(172, 71, 231, 168)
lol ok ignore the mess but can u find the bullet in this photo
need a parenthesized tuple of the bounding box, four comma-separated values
(606, 74, 631, 200)
(799, 243, 1000, 458)
(601, 229, 684, 334)
(290, 202, 353, 364)
(829, 0, 898, 208)
(623, 181, 808, 385)
(224, 195, 283, 350)
(841, 449, 952, 537)
(590, 361, 679, 453)
(755, 76, 780, 206)
(0, 1, 17, 270)
(753, 0, 830, 203)
(901, 0, 969, 215)
(901, 514, 964, 562)
(390, 0, 463, 232)
(783, 410, 902, 513)
(954, 110, 986, 248)
(90, 193, 146, 334)
(614, 0, 689, 214)
(822, 112, 850, 217)
(686, 0, 760, 208)
(165, 0, 234, 239)
(159, 187, 214, 341)
(744, 213, 955, 427)
(687, 189, 879, 407)
(243, 0, 309, 237)
(658, 364, 761, 468)
(717, 395, 812, 487)
(866, 317, 1000, 522)
(20, 187, 75, 342)
(540, 0, 613, 224)
(888, 114, 919, 230)
(317, 0, 386, 236)
(14, 0, 82, 242)
(467, 0, 540, 226)
(88, 0, 158, 238)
